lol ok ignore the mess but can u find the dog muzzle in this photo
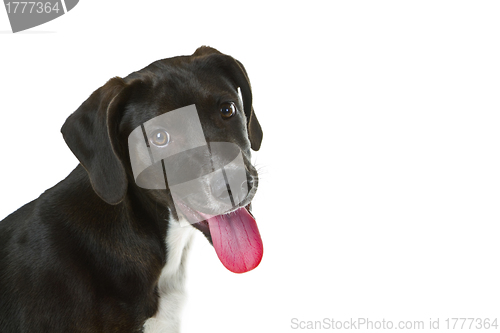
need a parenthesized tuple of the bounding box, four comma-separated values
(127, 105, 263, 273)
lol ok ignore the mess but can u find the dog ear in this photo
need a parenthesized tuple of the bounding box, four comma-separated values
(231, 58, 263, 151)
(61, 77, 131, 205)
(200, 51, 263, 151)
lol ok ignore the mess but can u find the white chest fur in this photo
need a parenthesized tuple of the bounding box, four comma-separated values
(143, 218, 195, 333)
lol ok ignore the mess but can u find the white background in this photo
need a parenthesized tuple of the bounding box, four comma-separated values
(1, 1, 499, 332)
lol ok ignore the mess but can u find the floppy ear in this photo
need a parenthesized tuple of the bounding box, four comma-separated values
(199, 50, 263, 151)
(61, 77, 131, 205)
(232, 58, 263, 151)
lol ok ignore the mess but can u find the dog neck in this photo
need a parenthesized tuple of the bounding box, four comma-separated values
(143, 215, 195, 333)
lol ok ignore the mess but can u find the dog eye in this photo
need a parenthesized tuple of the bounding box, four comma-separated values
(150, 130, 170, 147)
(220, 102, 236, 119)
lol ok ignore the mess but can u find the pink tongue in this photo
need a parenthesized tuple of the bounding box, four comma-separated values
(206, 207, 263, 273)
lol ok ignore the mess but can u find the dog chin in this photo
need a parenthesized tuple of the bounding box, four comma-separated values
(191, 220, 212, 244)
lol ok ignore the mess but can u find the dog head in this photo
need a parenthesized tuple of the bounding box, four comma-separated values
(61, 46, 263, 273)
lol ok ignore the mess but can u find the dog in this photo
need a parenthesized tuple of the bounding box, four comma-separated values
(0, 46, 263, 333)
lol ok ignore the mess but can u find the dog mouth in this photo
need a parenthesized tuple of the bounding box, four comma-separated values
(190, 203, 254, 242)
(174, 198, 263, 274)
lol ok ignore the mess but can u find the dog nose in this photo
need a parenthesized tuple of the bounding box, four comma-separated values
(210, 168, 248, 206)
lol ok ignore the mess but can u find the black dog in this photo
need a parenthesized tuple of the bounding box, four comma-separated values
(0, 46, 263, 333)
